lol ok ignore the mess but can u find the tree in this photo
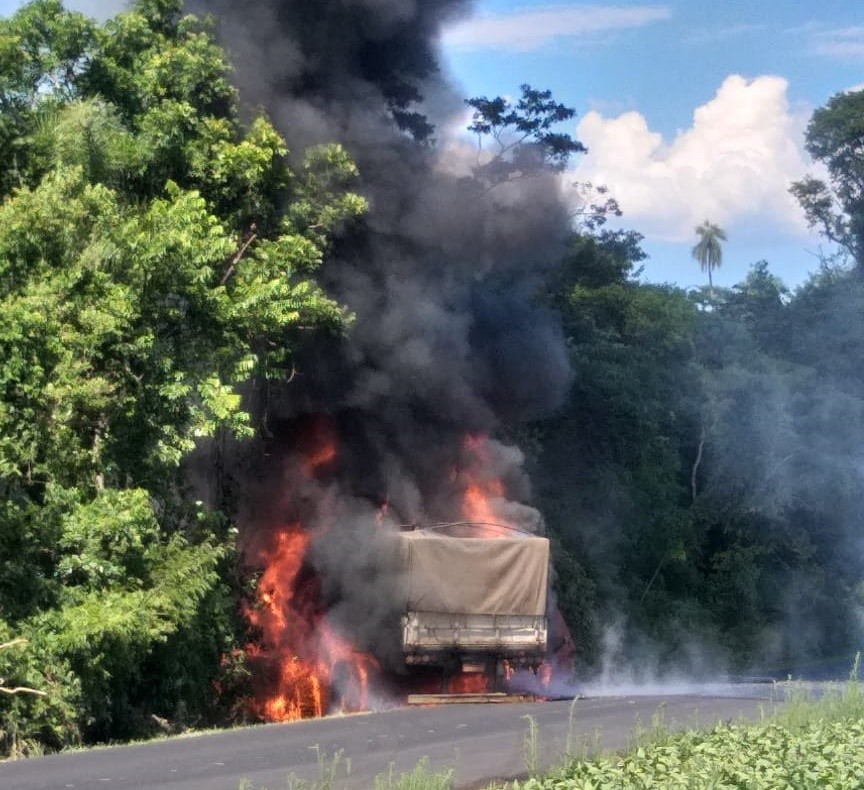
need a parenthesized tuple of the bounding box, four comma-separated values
(465, 84, 586, 189)
(540, 227, 864, 673)
(535, 230, 704, 670)
(465, 85, 620, 228)
(691, 221, 727, 296)
(790, 89, 864, 271)
(0, 640, 46, 699)
(0, 0, 364, 754)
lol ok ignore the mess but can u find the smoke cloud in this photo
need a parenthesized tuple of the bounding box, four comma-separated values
(186, 0, 574, 671)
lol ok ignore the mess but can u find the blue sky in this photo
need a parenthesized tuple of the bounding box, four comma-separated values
(3, 1, 863, 289)
(442, 1, 864, 289)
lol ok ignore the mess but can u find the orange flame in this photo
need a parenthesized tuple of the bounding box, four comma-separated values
(248, 526, 310, 641)
(460, 434, 509, 537)
(448, 673, 489, 694)
(302, 431, 338, 477)
(464, 479, 506, 526)
(319, 622, 380, 713)
(246, 521, 381, 721)
(245, 524, 324, 722)
(244, 427, 380, 723)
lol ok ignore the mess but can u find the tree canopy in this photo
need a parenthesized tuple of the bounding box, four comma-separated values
(0, 0, 363, 754)
(791, 89, 864, 270)
(465, 84, 586, 188)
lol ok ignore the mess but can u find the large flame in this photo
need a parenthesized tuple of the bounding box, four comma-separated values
(245, 524, 326, 721)
(244, 428, 380, 722)
(460, 434, 511, 537)
(244, 428, 558, 718)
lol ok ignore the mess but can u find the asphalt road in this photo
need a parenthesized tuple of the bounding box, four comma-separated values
(1, 687, 779, 790)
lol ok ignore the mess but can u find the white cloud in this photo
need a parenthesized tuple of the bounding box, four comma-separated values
(571, 75, 811, 242)
(443, 4, 671, 53)
(809, 26, 864, 60)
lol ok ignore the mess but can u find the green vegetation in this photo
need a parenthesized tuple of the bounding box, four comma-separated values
(513, 675, 864, 790)
(374, 758, 456, 790)
(539, 208, 864, 674)
(0, 0, 362, 757)
(516, 719, 864, 789)
(790, 88, 864, 270)
(691, 220, 727, 295)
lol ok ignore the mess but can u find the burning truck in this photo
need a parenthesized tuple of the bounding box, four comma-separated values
(244, 522, 557, 718)
(241, 428, 567, 720)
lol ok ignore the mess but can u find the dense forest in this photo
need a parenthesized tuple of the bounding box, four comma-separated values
(1, 0, 864, 757)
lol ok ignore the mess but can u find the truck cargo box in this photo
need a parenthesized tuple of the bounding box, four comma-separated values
(396, 531, 549, 666)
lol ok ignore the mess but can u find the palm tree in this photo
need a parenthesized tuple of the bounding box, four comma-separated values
(691, 221, 727, 297)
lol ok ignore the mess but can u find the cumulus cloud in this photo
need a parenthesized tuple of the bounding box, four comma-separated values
(571, 75, 811, 241)
(809, 26, 864, 60)
(443, 4, 671, 52)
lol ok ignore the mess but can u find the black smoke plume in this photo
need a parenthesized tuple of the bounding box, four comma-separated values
(187, 0, 574, 672)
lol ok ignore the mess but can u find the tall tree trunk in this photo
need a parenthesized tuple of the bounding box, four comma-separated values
(691, 425, 705, 505)
(93, 415, 106, 492)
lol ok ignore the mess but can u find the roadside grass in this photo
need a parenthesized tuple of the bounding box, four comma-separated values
(238, 750, 455, 790)
(238, 746, 348, 790)
(374, 757, 455, 790)
(512, 717, 864, 790)
(510, 658, 864, 790)
(772, 653, 864, 731)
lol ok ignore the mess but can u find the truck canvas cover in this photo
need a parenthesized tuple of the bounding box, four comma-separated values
(397, 532, 549, 617)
